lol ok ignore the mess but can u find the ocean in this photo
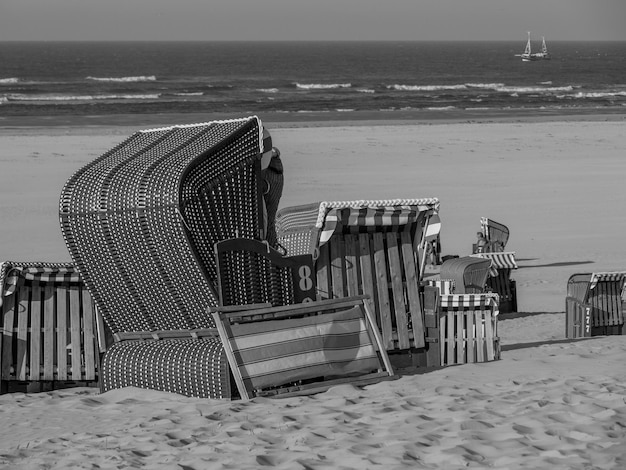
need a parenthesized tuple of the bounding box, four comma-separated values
(1, 41, 625, 119)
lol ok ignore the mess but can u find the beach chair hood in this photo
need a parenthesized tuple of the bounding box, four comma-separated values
(59, 116, 268, 334)
(276, 198, 440, 258)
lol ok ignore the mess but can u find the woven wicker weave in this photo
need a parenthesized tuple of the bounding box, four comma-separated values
(59, 116, 270, 398)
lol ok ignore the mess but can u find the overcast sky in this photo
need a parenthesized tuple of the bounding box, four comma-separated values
(1, 0, 625, 42)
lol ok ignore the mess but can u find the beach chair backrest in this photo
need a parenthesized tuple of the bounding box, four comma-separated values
(586, 273, 625, 328)
(481, 217, 510, 251)
(215, 238, 316, 307)
(565, 272, 625, 338)
(440, 256, 492, 294)
(212, 297, 394, 399)
(59, 117, 268, 335)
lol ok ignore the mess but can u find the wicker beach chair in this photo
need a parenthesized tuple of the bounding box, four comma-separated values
(275, 199, 441, 353)
(211, 238, 393, 398)
(479, 217, 509, 252)
(565, 272, 626, 338)
(59, 116, 279, 399)
(0, 261, 101, 393)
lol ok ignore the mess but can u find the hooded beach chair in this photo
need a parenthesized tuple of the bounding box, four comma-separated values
(274, 199, 441, 356)
(478, 217, 509, 252)
(59, 116, 282, 399)
(211, 237, 393, 399)
(470, 217, 518, 313)
(0, 261, 101, 392)
(565, 272, 626, 338)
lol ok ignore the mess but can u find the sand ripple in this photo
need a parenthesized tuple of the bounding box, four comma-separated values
(0, 324, 624, 469)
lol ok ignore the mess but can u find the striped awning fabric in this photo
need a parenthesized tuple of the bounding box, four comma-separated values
(471, 252, 518, 270)
(228, 306, 381, 390)
(276, 198, 440, 256)
(316, 199, 440, 247)
(589, 271, 626, 290)
(439, 293, 500, 316)
(0, 261, 82, 306)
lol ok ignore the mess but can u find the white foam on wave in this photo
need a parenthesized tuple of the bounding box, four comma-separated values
(6, 93, 160, 102)
(257, 88, 279, 93)
(86, 75, 157, 83)
(388, 82, 576, 94)
(295, 83, 351, 90)
(571, 91, 626, 99)
(0, 78, 20, 84)
(425, 106, 457, 111)
(389, 84, 468, 91)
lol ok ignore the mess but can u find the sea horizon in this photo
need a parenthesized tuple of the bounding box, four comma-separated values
(2, 40, 625, 120)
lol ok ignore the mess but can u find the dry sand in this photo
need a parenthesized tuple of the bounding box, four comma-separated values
(0, 113, 625, 468)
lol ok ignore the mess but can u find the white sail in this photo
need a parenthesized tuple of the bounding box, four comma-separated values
(524, 32, 532, 55)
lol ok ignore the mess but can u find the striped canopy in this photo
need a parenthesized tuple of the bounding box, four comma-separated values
(0, 261, 82, 307)
(589, 271, 626, 291)
(440, 293, 500, 316)
(470, 251, 518, 276)
(276, 198, 440, 257)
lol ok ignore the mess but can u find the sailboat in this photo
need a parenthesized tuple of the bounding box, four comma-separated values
(518, 32, 550, 61)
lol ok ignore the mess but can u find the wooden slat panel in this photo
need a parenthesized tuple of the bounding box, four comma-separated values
(16, 287, 30, 381)
(1, 291, 16, 380)
(484, 311, 495, 361)
(82, 288, 97, 380)
(316, 244, 331, 300)
(330, 237, 346, 299)
(601, 283, 608, 326)
(42, 285, 56, 380)
(387, 233, 409, 350)
(56, 286, 68, 380)
(439, 314, 446, 365)
(344, 234, 360, 297)
(475, 311, 485, 362)
(609, 281, 620, 325)
(69, 286, 82, 380)
(446, 311, 454, 365)
(455, 310, 464, 364)
(401, 231, 424, 349)
(358, 234, 379, 332)
(373, 233, 393, 349)
(29, 282, 42, 381)
(466, 309, 475, 363)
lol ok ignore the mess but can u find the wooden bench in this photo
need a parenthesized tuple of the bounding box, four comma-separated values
(0, 262, 102, 392)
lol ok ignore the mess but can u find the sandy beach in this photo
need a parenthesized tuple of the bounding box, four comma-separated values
(2, 111, 625, 312)
(1, 111, 625, 468)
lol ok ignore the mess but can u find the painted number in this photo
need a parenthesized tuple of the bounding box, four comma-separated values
(298, 265, 313, 292)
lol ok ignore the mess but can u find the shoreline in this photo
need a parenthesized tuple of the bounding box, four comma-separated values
(1, 107, 625, 133)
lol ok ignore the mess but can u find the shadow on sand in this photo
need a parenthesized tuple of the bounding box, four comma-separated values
(516, 259, 595, 269)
